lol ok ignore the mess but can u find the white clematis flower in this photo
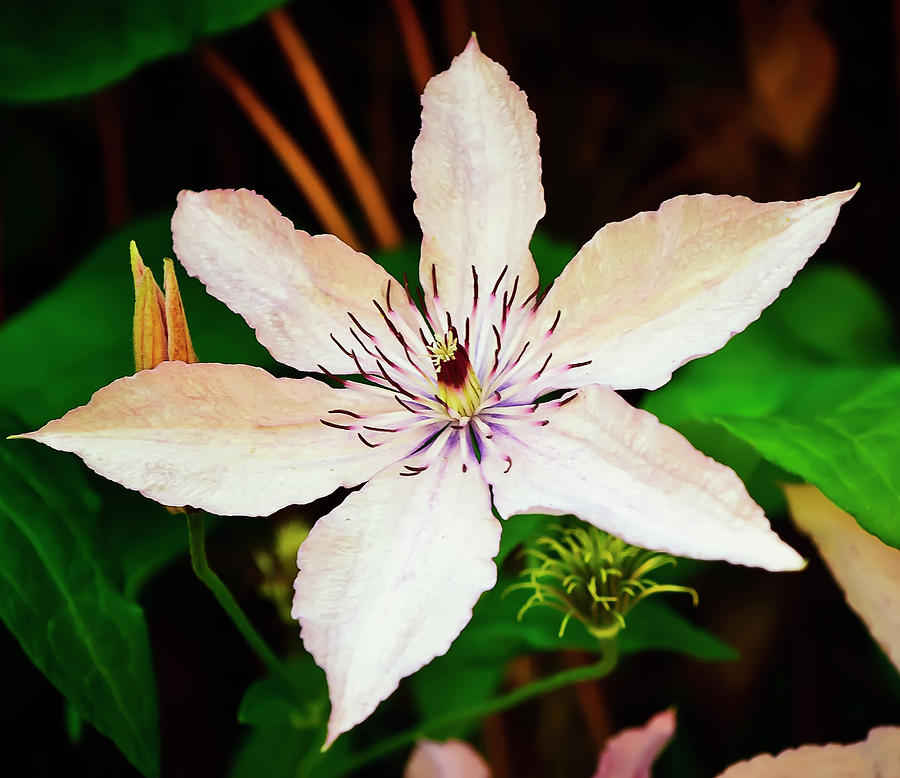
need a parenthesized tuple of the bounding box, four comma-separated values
(21, 38, 855, 744)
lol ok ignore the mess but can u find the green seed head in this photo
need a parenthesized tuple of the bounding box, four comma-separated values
(508, 523, 698, 643)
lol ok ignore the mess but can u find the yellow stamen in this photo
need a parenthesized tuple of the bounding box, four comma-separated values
(428, 332, 482, 417)
(428, 331, 459, 367)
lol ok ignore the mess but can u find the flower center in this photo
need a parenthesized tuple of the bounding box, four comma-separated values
(428, 330, 482, 418)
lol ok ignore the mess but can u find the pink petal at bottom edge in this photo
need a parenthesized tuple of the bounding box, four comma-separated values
(405, 739, 492, 778)
(593, 709, 677, 778)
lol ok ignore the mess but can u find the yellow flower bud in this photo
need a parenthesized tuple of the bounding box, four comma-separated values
(129, 241, 197, 371)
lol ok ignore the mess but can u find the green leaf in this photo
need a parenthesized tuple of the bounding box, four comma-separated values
(0, 415, 159, 776)
(231, 722, 316, 778)
(0, 0, 286, 103)
(643, 266, 900, 545)
(230, 655, 351, 778)
(715, 368, 900, 549)
(0, 212, 273, 429)
(618, 601, 738, 660)
(237, 653, 327, 730)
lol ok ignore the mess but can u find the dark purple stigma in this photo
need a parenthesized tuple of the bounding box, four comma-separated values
(436, 342, 472, 389)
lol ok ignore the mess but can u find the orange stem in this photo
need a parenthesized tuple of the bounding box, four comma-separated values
(390, 0, 436, 93)
(267, 8, 402, 249)
(200, 46, 362, 250)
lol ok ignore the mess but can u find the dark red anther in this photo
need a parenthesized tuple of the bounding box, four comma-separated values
(556, 393, 578, 408)
(357, 433, 378, 448)
(320, 419, 353, 430)
(533, 352, 553, 378)
(329, 408, 363, 418)
(548, 310, 561, 334)
(491, 265, 509, 296)
(521, 284, 540, 308)
(347, 311, 375, 340)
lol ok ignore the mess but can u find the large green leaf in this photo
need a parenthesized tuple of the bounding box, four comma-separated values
(0, 212, 272, 429)
(0, 415, 159, 776)
(715, 368, 900, 549)
(0, 0, 286, 103)
(644, 266, 900, 548)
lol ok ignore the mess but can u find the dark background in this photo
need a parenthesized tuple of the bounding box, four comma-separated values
(2, 1, 899, 776)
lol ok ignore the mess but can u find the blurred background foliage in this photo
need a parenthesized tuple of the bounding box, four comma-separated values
(1, 1, 899, 777)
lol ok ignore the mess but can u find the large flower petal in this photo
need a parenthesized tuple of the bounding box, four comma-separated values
(412, 37, 543, 325)
(716, 726, 900, 777)
(172, 189, 396, 374)
(593, 709, 676, 778)
(536, 188, 856, 392)
(19, 362, 414, 516)
(785, 484, 900, 673)
(405, 740, 492, 778)
(292, 447, 501, 746)
(483, 385, 803, 571)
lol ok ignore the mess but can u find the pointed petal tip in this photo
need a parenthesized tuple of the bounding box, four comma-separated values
(827, 183, 859, 205)
(753, 539, 807, 573)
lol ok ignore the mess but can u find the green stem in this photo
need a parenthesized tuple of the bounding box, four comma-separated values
(186, 512, 297, 695)
(313, 641, 619, 778)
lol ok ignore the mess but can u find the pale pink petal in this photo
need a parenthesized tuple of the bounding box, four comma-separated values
(593, 709, 677, 778)
(785, 484, 900, 674)
(483, 385, 803, 571)
(405, 740, 492, 778)
(293, 447, 501, 746)
(172, 189, 397, 374)
(411, 36, 543, 325)
(535, 188, 856, 392)
(19, 362, 418, 516)
(716, 726, 900, 777)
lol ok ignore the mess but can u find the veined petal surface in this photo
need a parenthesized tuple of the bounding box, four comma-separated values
(20, 362, 411, 516)
(786, 484, 900, 673)
(716, 727, 900, 777)
(172, 189, 396, 374)
(412, 37, 543, 325)
(593, 709, 677, 778)
(483, 385, 804, 571)
(293, 447, 501, 747)
(405, 739, 492, 778)
(536, 188, 856, 392)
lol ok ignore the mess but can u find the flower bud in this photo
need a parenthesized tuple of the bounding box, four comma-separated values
(130, 240, 197, 371)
